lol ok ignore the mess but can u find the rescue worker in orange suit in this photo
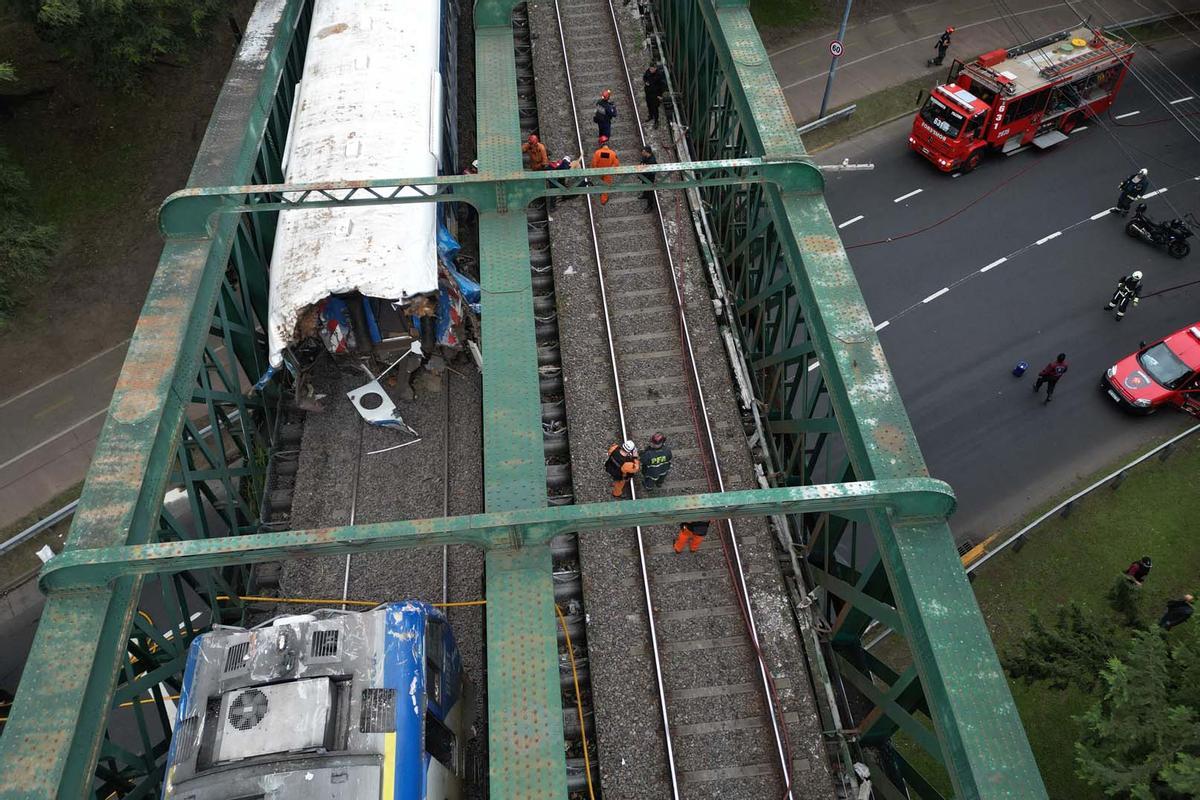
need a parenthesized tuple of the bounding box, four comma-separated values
(929, 26, 953, 67)
(641, 432, 672, 489)
(605, 440, 640, 497)
(522, 133, 549, 171)
(674, 520, 710, 554)
(591, 137, 620, 205)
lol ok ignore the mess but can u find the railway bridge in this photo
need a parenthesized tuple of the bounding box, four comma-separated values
(0, 0, 1047, 798)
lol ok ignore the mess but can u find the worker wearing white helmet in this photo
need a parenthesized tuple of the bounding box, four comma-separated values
(1105, 270, 1144, 320)
(1113, 168, 1151, 216)
(604, 440, 641, 497)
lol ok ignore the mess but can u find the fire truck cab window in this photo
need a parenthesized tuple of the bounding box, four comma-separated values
(964, 113, 986, 140)
(1004, 87, 1052, 123)
(920, 96, 966, 138)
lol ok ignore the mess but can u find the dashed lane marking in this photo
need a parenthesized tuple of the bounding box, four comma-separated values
(1114, 110, 1141, 119)
(874, 320, 890, 331)
(893, 188, 923, 203)
(922, 287, 949, 304)
(1170, 96, 1194, 105)
(1035, 231, 1062, 245)
(980, 257, 1007, 273)
(1090, 210, 1111, 221)
(838, 215, 864, 229)
(1143, 188, 1167, 198)
(1073, 125, 1089, 132)
(807, 361, 820, 372)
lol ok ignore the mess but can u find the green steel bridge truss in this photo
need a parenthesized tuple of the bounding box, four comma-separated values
(0, 0, 1047, 798)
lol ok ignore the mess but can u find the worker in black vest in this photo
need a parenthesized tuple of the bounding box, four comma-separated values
(643, 64, 668, 128)
(673, 520, 710, 553)
(641, 432, 672, 488)
(929, 26, 954, 67)
(1112, 168, 1150, 216)
(638, 146, 657, 213)
(604, 440, 640, 497)
(594, 89, 617, 141)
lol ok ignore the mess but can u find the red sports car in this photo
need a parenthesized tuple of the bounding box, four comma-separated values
(1103, 323, 1200, 414)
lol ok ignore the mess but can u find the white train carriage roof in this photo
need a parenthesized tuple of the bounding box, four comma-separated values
(267, 0, 444, 368)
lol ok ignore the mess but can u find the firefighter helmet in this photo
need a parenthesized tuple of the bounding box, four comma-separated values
(528, 134, 539, 143)
(946, 26, 954, 33)
(650, 432, 666, 447)
(1139, 167, 1148, 176)
(601, 89, 612, 99)
(621, 440, 636, 454)
(1131, 270, 1143, 281)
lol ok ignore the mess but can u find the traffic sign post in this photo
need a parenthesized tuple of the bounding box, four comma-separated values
(817, 0, 854, 120)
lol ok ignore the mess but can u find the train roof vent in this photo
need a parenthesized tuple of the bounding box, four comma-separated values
(227, 688, 269, 731)
(224, 641, 250, 673)
(360, 688, 397, 733)
(173, 714, 201, 764)
(311, 629, 339, 658)
(215, 678, 333, 763)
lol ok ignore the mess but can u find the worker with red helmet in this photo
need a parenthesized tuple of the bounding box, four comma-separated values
(590, 137, 620, 205)
(522, 133, 549, 171)
(605, 440, 640, 497)
(593, 89, 617, 140)
(930, 26, 954, 67)
(641, 432, 673, 489)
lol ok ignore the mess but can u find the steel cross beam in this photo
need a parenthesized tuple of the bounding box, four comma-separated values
(40, 480, 955, 590)
(157, 157, 822, 238)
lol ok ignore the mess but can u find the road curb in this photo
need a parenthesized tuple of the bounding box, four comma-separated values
(805, 106, 918, 153)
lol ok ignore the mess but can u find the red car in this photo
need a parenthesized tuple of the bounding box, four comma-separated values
(1103, 323, 1200, 414)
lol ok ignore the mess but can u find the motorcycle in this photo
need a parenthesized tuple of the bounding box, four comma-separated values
(1125, 203, 1194, 259)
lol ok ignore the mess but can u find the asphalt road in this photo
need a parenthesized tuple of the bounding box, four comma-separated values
(818, 36, 1200, 541)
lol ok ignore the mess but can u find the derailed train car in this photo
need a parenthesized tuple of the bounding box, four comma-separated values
(265, 0, 476, 375)
(163, 603, 473, 800)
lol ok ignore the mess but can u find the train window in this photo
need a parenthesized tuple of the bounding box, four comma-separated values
(426, 618, 445, 707)
(425, 708, 457, 771)
(196, 697, 222, 770)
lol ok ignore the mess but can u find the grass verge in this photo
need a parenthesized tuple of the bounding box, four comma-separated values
(0, 482, 82, 593)
(891, 432, 1200, 798)
(749, 0, 823, 30)
(799, 74, 930, 153)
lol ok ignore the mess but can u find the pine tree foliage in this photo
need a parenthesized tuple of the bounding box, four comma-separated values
(1108, 577, 1145, 628)
(26, 0, 224, 87)
(1007, 602, 1117, 691)
(1076, 628, 1200, 798)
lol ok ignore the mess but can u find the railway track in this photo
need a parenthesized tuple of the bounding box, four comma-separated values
(528, 0, 815, 797)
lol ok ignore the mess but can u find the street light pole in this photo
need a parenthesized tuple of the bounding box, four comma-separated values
(818, 0, 854, 119)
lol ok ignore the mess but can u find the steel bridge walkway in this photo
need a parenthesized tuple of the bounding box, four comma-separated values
(0, 1, 1046, 798)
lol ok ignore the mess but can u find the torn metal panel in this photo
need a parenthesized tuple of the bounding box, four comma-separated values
(267, 0, 445, 367)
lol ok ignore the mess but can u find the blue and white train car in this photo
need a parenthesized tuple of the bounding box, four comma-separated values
(266, 0, 475, 371)
(163, 602, 472, 800)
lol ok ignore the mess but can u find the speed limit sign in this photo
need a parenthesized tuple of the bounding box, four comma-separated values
(829, 39, 844, 57)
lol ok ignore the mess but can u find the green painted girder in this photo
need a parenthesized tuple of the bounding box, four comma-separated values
(157, 156, 823, 238)
(39, 479, 957, 590)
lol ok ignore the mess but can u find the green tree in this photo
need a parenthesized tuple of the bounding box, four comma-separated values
(1109, 577, 1145, 628)
(1076, 628, 1200, 798)
(26, 0, 224, 87)
(1007, 602, 1117, 691)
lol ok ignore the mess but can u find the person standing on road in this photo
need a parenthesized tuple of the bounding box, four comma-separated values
(1104, 270, 1143, 321)
(1111, 168, 1150, 216)
(604, 440, 640, 498)
(673, 520, 710, 553)
(591, 138, 620, 205)
(522, 134, 549, 171)
(638, 145, 657, 213)
(594, 89, 617, 140)
(1159, 594, 1195, 630)
(643, 64, 668, 128)
(929, 26, 954, 67)
(1032, 353, 1069, 402)
(641, 432, 672, 489)
(1124, 556, 1153, 586)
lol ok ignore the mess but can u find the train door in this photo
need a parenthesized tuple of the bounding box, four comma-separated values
(424, 616, 465, 799)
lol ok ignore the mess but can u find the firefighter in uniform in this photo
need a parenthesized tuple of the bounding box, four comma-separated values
(594, 89, 617, 140)
(673, 520, 710, 554)
(522, 134, 549, 170)
(929, 26, 953, 66)
(1104, 270, 1143, 320)
(605, 440, 640, 497)
(643, 64, 667, 128)
(640, 432, 672, 489)
(1112, 168, 1150, 216)
(591, 138, 620, 205)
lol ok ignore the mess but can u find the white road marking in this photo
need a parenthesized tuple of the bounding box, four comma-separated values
(1169, 96, 1194, 105)
(1035, 231, 1062, 245)
(893, 188, 923, 203)
(922, 287, 949, 303)
(951, 172, 962, 178)
(1114, 110, 1141, 119)
(1006, 145, 1030, 156)
(1073, 125, 1089, 132)
(0, 408, 107, 473)
(838, 214, 865, 229)
(980, 257, 1007, 273)
(1143, 188, 1167, 198)
(874, 320, 890, 332)
(1090, 210, 1112, 220)
(0, 339, 130, 410)
(807, 361, 821, 372)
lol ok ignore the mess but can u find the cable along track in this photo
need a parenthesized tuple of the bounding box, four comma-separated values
(525, 0, 825, 796)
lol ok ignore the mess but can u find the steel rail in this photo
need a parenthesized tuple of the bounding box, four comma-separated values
(601, 3, 796, 795)
(547, 0, 682, 795)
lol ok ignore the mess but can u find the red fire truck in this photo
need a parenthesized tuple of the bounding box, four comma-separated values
(909, 26, 1133, 172)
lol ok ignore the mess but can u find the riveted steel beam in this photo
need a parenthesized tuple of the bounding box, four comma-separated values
(157, 157, 823, 239)
(40, 480, 955, 591)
